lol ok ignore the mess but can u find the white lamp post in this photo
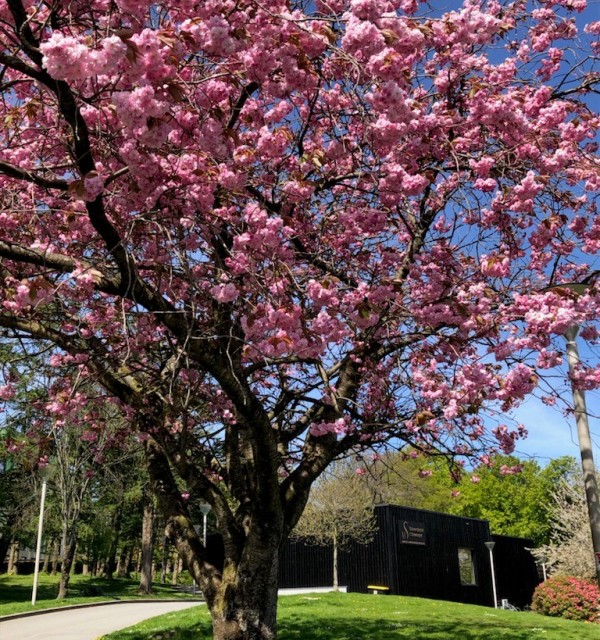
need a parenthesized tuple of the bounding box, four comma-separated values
(484, 541, 498, 609)
(32, 463, 53, 606)
(191, 504, 211, 595)
(542, 278, 600, 588)
(563, 324, 600, 587)
(199, 503, 211, 547)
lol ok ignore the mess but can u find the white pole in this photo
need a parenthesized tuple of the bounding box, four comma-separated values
(564, 325, 600, 588)
(31, 479, 48, 606)
(203, 512, 207, 547)
(488, 547, 498, 609)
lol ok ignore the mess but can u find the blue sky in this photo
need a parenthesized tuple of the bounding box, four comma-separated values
(513, 392, 600, 466)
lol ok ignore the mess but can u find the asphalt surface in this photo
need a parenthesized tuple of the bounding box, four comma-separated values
(0, 600, 204, 640)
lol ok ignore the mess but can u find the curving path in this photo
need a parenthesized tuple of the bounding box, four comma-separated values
(0, 600, 204, 640)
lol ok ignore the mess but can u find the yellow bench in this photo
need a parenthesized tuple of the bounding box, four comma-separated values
(368, 585, 390, 594)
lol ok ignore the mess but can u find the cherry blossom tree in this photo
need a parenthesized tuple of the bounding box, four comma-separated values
(0, 1, 599, 638)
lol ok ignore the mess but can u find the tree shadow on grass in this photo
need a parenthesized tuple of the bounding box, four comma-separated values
(108, 621, 214, 640)
(277, 615, 593, 640)
(0, 580, 57, 603)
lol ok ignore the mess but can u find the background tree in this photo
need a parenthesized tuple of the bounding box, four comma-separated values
(447, 456, 578, 546)
(293, 463, 376, 591)
(0, 1, 598, 638)
(535, 473, 596, 579)
(358, 449, 461, 512)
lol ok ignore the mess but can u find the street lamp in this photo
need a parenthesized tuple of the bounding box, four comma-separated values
(191, 504, 211, 596)
(199, 503, 211, 547)
(32, 462, 54, 606)
(484, 541, 498, 609)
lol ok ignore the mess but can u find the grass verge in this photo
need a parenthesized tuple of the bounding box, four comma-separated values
(100, 592, 600, 640)
(0, 573, 199, 617)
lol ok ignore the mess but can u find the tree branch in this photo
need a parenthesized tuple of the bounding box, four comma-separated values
(0, 160, 70, 190)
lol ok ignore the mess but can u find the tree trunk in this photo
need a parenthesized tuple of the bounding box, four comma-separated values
(57, 529, 77, 599)
(117, 545, 131, 578)
(138, 489, 154, 594)
(332, 531, 339, 592)
(50, 539, 59, 575)
(160, 535, 169, 584)
(208, 548, 280, 640)
(42, 539, 52, 573)
(145, 435, 288, 639)
(7, 540, 18, 574)
(105, 509, 123, 580)
(171, 554, 181, 585)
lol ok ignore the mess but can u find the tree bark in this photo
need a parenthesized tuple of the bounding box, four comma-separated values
(50, 538, 59, 575)
(144, 436, 284, 639)
(7, 540, 18, 574)
(42, 539, 52, 574)
(105, 508, 123, 580)
(171, 554, 181, 586)
(138, 488, 154, 594)
(160, 535, 169, 584)
(332, 530, 339, 592)
(117, 545, 131, 578)
(58, 529, 77, 599)
(208, 546, 280, 640)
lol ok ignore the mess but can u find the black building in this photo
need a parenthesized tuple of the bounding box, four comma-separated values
(280, 505, 540, 609)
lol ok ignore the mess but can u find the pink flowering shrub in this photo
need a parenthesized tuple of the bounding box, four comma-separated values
(531, 576, 600, 623)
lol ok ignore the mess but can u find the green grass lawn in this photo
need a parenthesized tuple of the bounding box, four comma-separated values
(0, 573, 199, 616)
(101, 591, 600, 640)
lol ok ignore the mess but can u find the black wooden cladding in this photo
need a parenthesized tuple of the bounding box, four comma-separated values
(281, 505, 540, 608)
(279, 539, 348, 589)
(343, 505, 495, 606)
(491, 533, 540, 609)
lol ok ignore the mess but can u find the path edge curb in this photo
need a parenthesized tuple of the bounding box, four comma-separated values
(0, 598, 205, 622)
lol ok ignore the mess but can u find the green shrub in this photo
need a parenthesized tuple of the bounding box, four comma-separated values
(532, 575, 600, 623)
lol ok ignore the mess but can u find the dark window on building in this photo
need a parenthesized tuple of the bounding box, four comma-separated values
(458, 548, 477, 586)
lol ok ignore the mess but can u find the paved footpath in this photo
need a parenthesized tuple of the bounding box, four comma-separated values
(0, 601, 203, 640)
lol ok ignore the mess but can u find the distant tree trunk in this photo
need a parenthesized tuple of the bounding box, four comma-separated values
(165, 558, 172, 582)
(171, 554, 182, 586)
(160, 535, 169, 584)
(50, 539, 59, 575)
(90, 548, 98, 576)
(57, 526, 78, 599)
(71, 544, 78, 575)
(138, 490, 154, 594)
(7, 540, 18, 574)
(116, 545, 130, 578)
(105, 509, 123, 580)
(332, 529, 339, 592)
(42, 539, 52, 573)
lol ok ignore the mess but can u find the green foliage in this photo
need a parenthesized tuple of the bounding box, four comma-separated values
(100, 592, 600, 640)
(532, 576, 600, 624)
(360, 450, 461, 512)
(448, 456, 578, 545)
